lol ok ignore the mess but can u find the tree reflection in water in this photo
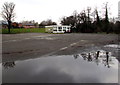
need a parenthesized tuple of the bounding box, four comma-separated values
(73, 51, 113, 68)
(73, 54, 79, 59)
(2, 51, 113, 69)
(88, 53, 92, 61)
(96, 51, 100, 59)
(81, 53, 87, 60)
(2, 61, 15, 69)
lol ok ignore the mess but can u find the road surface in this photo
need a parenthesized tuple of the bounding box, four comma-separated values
(2, 33, 118, 62)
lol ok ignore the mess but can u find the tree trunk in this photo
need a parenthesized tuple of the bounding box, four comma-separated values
(8, 21, 11, 33)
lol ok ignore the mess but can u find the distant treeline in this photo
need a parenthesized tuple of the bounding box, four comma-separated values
(60, 5, 120, 34)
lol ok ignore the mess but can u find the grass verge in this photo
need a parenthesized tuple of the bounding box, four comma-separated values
(1, 28, 45, 34)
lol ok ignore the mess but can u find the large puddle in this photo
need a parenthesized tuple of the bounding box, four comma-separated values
(1, 44, 119, 83)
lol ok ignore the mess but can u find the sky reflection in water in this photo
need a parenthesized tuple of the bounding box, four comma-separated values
(2, 49, 118, 83)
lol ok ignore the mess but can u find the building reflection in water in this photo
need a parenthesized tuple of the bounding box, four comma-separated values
(73, 51, 113, 68)
(2, 61, 15, 69)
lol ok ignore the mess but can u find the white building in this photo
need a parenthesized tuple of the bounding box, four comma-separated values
(45, 25, 71, 33)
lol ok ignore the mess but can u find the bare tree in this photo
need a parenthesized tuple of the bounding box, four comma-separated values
(87, 7, 91, 22)
(1, 2, 15, 33)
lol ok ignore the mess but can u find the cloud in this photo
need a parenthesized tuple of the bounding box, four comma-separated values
(0, 0, 119, 24)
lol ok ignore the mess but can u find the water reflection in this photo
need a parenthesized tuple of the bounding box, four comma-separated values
(2, 45, 118, 83)
(2, 61, 15, 69)
(88, 53, 92, 61)
(81, 53, 87, 60)
(2, 53, 118, 83)
(73, 50, 115, 68)
(73, 54, 79, 59)
(103, 60, 110, 68)
(106, 52, 109, 63)
(2, 51, 115, 69)
(96, 51, 100, 59)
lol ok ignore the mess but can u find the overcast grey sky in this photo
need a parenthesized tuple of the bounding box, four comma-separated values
(0, 0, 119, 24)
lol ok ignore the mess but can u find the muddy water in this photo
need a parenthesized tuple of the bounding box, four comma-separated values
(2, 44, 119, 83)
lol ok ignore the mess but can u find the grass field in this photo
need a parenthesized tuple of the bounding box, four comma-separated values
(1, 28, 45, 34)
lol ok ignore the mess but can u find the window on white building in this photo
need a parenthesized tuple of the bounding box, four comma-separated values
(58, 27, 62, 31)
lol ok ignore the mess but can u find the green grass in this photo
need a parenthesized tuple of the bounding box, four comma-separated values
(1, 28, 45, 34)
